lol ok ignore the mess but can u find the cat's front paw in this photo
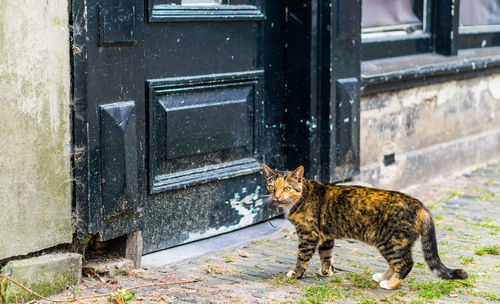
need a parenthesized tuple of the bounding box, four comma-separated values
(286, 270, 296, 278)
(318, 266, 334, 277)
(286, 269, 304, 279)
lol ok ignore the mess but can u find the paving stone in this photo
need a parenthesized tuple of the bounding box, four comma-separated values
(0, 253, 82, 303)
(95, 287, 112, 294)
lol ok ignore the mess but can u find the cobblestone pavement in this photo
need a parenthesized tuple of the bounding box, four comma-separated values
(59, 163, 500, 303)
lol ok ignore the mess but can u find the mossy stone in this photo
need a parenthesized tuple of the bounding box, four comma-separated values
(0, 253, 82, 303)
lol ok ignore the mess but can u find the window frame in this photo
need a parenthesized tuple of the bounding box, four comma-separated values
(361, 0, 500, 61)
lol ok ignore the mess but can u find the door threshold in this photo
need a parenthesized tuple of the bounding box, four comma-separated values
(141, 218, 292, 269)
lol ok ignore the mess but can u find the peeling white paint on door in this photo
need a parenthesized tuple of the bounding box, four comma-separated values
(185, 186, 264, 242)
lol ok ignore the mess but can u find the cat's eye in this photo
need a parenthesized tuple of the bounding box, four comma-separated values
(267, 185, 275, 191)
(283, 187, 291, 192)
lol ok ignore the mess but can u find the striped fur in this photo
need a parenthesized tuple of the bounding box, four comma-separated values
(262, 164, 468, 289)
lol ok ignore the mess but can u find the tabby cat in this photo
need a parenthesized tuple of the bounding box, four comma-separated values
(262, 164, 468, 290)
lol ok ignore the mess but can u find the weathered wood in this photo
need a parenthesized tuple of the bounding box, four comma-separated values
(125, 231, 143, 268)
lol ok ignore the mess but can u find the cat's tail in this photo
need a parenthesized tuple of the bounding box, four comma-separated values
(420, 210, 468, 280)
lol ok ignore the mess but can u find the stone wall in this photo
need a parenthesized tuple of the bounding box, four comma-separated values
(359, 75, 500, 189)
(0, 1, 72, 260)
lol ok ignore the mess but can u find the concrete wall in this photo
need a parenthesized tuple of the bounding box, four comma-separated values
(0, 1, 72, 260)
(359, 75, 500, 189)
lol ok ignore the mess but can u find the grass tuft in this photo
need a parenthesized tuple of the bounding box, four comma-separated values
(474, 245, 499, 256)
(459, 255, 475, 265)
(345, 272, 378, 289)
(298, 285, 343, 303)
(408, 278, 475, 299)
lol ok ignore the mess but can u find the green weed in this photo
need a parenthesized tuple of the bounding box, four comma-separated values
(474, 191, 495, 202)
(329, 276, 342, 284)
(345, 272, 378, 289)
(408, 278, 474, 299)
(359, 296, 378, 304)
(270, 273, 300, 287)
(469, 221, 500, 231)
(298, 285, 343, 303)
(446, 192, 458, 200)
(109, 288, 134, 304)
(253, 239, 271, 244)
(474, 245, 500, 255)
(484, 178, 498, 186)
(459, 255, 475, 265)
(466, 290, 500, 301)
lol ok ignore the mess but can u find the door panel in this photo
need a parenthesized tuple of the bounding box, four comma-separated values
(141, 0, 267, 252)
(99, 101, 139, 220)
(145, 23, 260, 77)
(147, 72, 262, 194)
(144, 175, 265, 251)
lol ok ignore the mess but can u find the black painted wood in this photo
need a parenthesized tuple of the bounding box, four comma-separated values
(99, 101, 139, 220)
(73, 0, 288, 251)
(72, 0, 147, 241)
(459, 31, 500, 49)
(147, 71, 263, 194)
(362, 34, 432, 61)
(433, 0, 460, 56)
(99, 0, 135, 46)
(329, 0, 361, 182)
(284, 0, 360, 183)
(72, 0, 361, 251)
(333, 78, 359, 180)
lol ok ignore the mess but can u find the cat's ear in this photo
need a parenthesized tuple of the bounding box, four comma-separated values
(291, 166, 304, 182)
(262, 163, 276, 178)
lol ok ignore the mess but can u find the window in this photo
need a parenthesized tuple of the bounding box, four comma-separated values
(459, 0, 500, 49)
(460, 0, 500, 26)
(362, 0, 423, 38)
(361, 0, 432, 60)
(361, 0, 500, 60)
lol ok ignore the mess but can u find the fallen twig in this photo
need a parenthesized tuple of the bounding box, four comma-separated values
(0, 273, 201, 303)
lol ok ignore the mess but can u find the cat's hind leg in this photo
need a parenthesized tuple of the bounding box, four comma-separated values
(372, 266, 393, 283)
(380, 273, 403, 290)
(379, 252, 413, 290)
(318, 239, 335, 276)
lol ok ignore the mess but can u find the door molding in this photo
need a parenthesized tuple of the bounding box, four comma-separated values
(147, 70, 263, 194)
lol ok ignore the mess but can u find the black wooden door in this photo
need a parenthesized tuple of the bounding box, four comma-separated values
(72, 0, 359, 253)
(73, 0, 287, 253)
(142, 0, 279, 252)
